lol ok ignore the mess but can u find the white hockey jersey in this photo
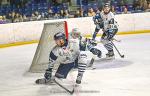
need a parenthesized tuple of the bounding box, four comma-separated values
(50, 39, 80, 64)
(100, 11, 118, 31)
(69, 33, 98, 51)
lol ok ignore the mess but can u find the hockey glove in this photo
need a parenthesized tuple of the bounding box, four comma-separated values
(106, 29, 114, 40)
(90, 48, 102, 58)
(89, 39, 97, 46)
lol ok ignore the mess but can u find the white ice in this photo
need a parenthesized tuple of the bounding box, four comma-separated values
(0, 34, 150, 96)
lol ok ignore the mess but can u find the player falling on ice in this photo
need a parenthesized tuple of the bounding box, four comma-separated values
(92, 3, 118, 59)
(35, 32, 87, 85)
(70, 28, 102, 67)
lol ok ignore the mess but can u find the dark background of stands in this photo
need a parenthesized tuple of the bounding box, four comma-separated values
(0, 0, 150, 24)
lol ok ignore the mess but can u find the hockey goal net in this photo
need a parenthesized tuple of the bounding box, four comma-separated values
(29, 21, 68, 73)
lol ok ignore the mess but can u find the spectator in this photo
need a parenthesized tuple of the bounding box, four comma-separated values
(11, 11, 16, 23)
(95, 7, 101, 13)
(40, 12, 46, 20)
(59, 9, 64, 18)
(19, 14, 24, 22)
(145, 1, 150, 11)
(30, 13, 37, 21)
(35, 11, 42, 20)
(139, 0, 148, 10)
(0, 16, 5, 24)
(46, 8, 54, 19)
(88, 8, 96, 17)
(133, 0, 141, 10)
(111, 5, 116, 14)
(14, 13, 23, 23)
(74, 10, 81, 18)
(79, 8, 87, 17)
(6, 12, 12, 23)
(2, 15, 10, 23)
(0, 16, 3, 21)
(0, 0, 150, 24)
(53, 13, 60, 19)
(122, 7, 131, 14)
(63, 9, 69, 18)
(22, 14, 29, 22)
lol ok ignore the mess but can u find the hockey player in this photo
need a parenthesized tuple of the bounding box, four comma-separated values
(92, 3, 118, 58)
(36, 32, 87, 84)
(70, 28, 101, 57)
(70, 28, 102, 67)
(92, 11, 104, 40)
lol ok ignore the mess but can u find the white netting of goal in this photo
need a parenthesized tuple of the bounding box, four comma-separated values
(29, 21, 68, 73)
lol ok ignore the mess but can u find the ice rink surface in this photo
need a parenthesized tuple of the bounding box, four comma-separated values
(0, 33, 150, 96)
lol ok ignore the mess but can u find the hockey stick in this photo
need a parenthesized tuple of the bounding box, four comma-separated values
(90, 38, 121, 44)
(110, 40, 125, 58)
(112, 38, 121, 42)
(86, 38, 121, 44)
(54, 78, 74, 94)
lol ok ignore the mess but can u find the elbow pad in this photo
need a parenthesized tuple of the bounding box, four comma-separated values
(49, 51, 58, 61)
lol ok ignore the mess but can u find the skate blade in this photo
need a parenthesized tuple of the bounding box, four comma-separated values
(105, 56, 115, 60)
(35, 78, 56, 85)
(86, 66, 96, 70)
(46, 80, 56, 85)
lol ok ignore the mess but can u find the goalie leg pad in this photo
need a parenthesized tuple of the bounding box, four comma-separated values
(76, 63, 87, 84)
(90, 48, 102, 58)
(76, 52, 88, 84)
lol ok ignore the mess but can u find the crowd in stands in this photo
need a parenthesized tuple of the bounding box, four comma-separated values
(0, 0, 150, 24)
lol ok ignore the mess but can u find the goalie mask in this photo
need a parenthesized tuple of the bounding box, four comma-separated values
(71, 28, 81, 39)
(103, 3, 111, 14)
(54, 32, 66, 47)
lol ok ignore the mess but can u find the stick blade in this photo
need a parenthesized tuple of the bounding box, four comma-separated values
(121, 55, 125, 58)
(54, 78, 74, 94)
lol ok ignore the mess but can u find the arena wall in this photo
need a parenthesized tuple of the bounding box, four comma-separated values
(0, 12, 150, 48)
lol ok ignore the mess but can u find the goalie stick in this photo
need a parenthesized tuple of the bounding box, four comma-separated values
(54, 78, 74, 94)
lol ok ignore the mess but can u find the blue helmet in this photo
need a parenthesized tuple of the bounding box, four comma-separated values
(54, 32, 66, 40)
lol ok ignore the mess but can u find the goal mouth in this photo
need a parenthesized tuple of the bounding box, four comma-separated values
(29, 21, 68, 73)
